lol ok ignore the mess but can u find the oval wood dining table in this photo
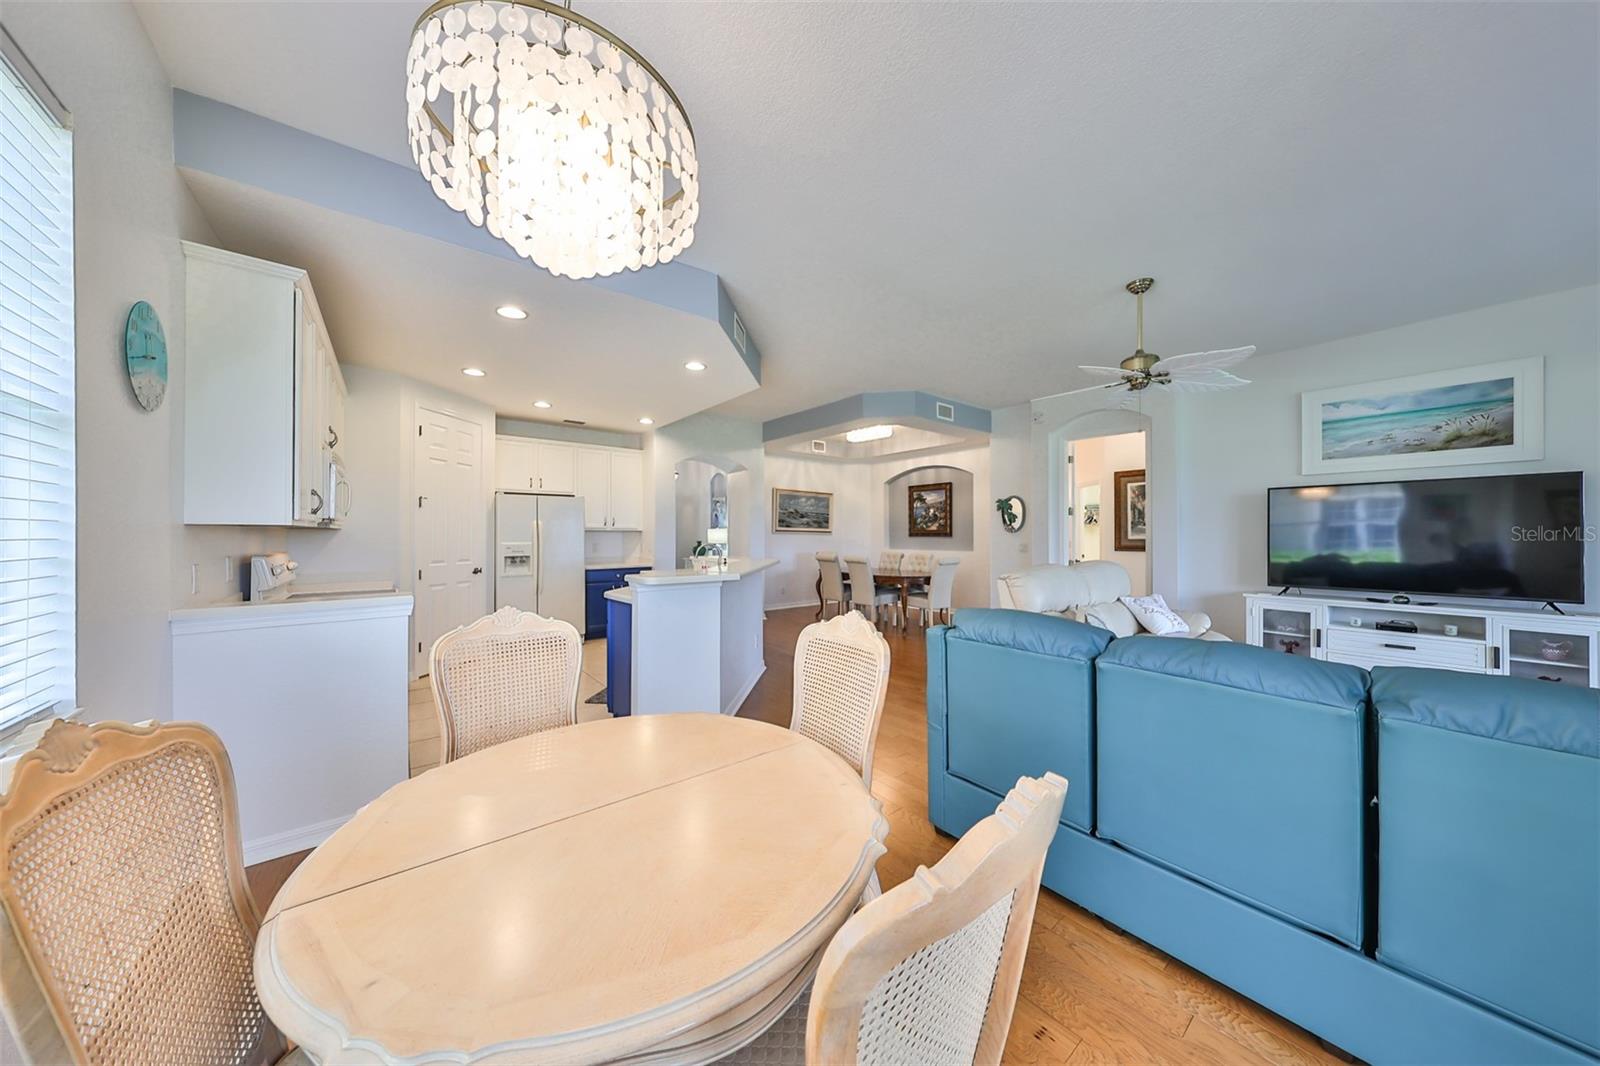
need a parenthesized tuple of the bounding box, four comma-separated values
(254, 713, 888, 1065)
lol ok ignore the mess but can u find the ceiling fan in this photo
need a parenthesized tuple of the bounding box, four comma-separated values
(1045, 278, 1255, 400)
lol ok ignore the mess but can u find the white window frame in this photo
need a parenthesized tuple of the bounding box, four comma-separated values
(0, 28, 74, 739)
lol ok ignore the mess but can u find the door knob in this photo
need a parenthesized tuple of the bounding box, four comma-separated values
(472, 567, 484, 575)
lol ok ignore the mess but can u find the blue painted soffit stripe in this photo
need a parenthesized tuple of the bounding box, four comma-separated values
(171, 90, 758, 382)
(762, 391, 991, 442)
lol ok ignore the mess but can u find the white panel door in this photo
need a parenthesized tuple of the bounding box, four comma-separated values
(609, 450, 644, 530)
(496, 437, 536, 491)
(575, 447, 610, 528)
(415, 408, 486, 674)
(536, 441, 577, 494)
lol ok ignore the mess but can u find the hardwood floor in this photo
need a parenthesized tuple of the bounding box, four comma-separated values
(247, 605, 1343, 1065)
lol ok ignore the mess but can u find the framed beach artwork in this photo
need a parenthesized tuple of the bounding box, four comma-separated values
(908, 482, 953, 537)
(1301, 358, 1543, 475)
(1113, 469, 1147, 552)
(771, 488, 833, 533)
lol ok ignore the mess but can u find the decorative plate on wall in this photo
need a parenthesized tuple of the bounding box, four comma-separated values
(995, 495, 1027, 533)
(124, 300, 168, 412)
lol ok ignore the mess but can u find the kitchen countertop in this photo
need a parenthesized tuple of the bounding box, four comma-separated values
(170, 581, 413, 632)
(626, 559, 778, 587)
(585, 561, 652, 571)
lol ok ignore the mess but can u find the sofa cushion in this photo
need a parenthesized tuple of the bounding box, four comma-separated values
(1373, 667, 1599, 1055)
(1099, 634, 1368, 708)
(948, 608, 1113, 661)
(1081, 600, 1140, 638)
(935, 610, 1111, 832)
(997, 561, 1131, 614)
(1372, 666, 1598, 757)
(1096, 638, 1370, 947)
(1121, 593, 1190, 636)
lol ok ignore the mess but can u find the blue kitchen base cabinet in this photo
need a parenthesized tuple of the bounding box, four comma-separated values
(605, 595, 632, 716)
(928, 611, 1600, 1066)
(585, 566, 648, 640)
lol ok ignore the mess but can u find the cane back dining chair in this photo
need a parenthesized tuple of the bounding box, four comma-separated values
(0, 718, 304, 1066)
(722, 773, 1068, 1065)
(791, 611, 892, 789)
(429, 605, 583, 763)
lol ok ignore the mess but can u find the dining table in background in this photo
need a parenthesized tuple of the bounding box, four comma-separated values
(815, 566, 931, 631)
(254, 714, 887, 1065)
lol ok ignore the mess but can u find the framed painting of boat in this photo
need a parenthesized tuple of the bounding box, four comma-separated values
(1300, 357, 1543, 475)
(772, 488, 833, 533)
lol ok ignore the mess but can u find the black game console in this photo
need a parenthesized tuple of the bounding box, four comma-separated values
(1375, 620, 1420, 634)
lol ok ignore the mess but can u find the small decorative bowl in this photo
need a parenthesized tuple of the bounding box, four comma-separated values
(1540, 639, 1573, 662)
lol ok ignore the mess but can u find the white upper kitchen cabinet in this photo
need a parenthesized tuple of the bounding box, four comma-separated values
(574, 445, 644, 529)
(575, 447, 610, 528)
(495, 436, 537, 491)
(536, 441, 577, 494)
(608, 450, 644, 530)
(183, 242, 345, 527)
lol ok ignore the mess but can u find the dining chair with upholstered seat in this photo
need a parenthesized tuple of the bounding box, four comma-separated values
(842, 556, 899, 628)
(876, 550, 905, 574)
(430, 605, 583, 764)
(908, 557, 961, 628)
(815, 551, 850, 619)
(0, 718, 308, 1066)
(722, 773, 1068, 1066)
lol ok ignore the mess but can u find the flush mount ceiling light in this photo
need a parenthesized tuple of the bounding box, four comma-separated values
(496, 304, 528, 319)
(638, 417, 654, 426)
(533, 399, 551, 408)
(462, 367, 487, 377)
(407, 0, 699, 281)
(845, 424, 894, 444)
(683, 360, 706, 372)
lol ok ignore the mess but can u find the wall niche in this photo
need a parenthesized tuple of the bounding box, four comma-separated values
(883, 465, 974, 551)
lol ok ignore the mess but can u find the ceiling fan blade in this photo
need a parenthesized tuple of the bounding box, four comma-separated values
(1162, 368, 1251, 392)
(1032, 380, 1126, 402)
(1157, 345, 1257, 372)
(1076, 365, 1134, 377)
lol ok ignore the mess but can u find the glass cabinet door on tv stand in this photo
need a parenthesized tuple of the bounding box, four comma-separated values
(1248, 600, 1325, 660)
(1493, 617, 1598, 689)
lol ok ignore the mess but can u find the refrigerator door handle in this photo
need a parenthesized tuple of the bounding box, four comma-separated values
(534, 518, 543, 603)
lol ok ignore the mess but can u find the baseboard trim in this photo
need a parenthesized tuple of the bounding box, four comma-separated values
(721, 663, 767, 716)
(244, 814, 351, 866)
(766, 599, 821, 612)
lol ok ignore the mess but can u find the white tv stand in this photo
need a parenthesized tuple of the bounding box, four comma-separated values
(1244, 591, 1600, 689)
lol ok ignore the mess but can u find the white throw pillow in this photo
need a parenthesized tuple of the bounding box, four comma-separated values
(1120, 594, 1191, 636)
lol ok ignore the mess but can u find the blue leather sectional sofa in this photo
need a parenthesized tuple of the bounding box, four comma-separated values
(927, 609, 1599, 1064)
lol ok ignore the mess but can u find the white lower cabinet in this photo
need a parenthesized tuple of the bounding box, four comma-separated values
(1244, 592, 1600, 688)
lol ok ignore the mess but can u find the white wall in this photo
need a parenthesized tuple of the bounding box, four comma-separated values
(1176, 285, 1600, 637)
(763, 445, 993, 612)
(3, 1, 288, 727)
(987, 403, 1033, 598)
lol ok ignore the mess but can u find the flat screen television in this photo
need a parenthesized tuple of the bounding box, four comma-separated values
(1266, 472, 1585, 603)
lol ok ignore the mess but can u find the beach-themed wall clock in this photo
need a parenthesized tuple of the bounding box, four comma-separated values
(124, 300, 168, 412)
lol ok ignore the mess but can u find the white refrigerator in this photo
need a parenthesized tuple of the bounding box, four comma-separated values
(494, 492, 585, 631)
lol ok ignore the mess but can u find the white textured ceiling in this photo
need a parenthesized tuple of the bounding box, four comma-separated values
(137, 1, 1599, 420)
(181, 172, 750, 430)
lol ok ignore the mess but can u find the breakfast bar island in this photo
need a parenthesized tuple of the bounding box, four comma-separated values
(604, 558, 778, 717)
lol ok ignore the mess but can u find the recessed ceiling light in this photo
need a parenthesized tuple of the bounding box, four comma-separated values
(495, 305, 527, 320)
(462, 367, 486, 377)
(638, 417, 655, 426)
(533, 400, 551, 409)
(684, 360, 707, 372)
(845, 424, 894, 444)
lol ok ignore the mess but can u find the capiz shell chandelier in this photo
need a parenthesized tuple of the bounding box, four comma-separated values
(406, 0, 698, 280)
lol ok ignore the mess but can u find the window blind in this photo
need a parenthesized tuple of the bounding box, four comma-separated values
(0, 40, 73, 730)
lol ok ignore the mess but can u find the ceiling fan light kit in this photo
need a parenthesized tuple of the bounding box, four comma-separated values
(407, 0, 698, 281)
(1046, 277, 1257, 401)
